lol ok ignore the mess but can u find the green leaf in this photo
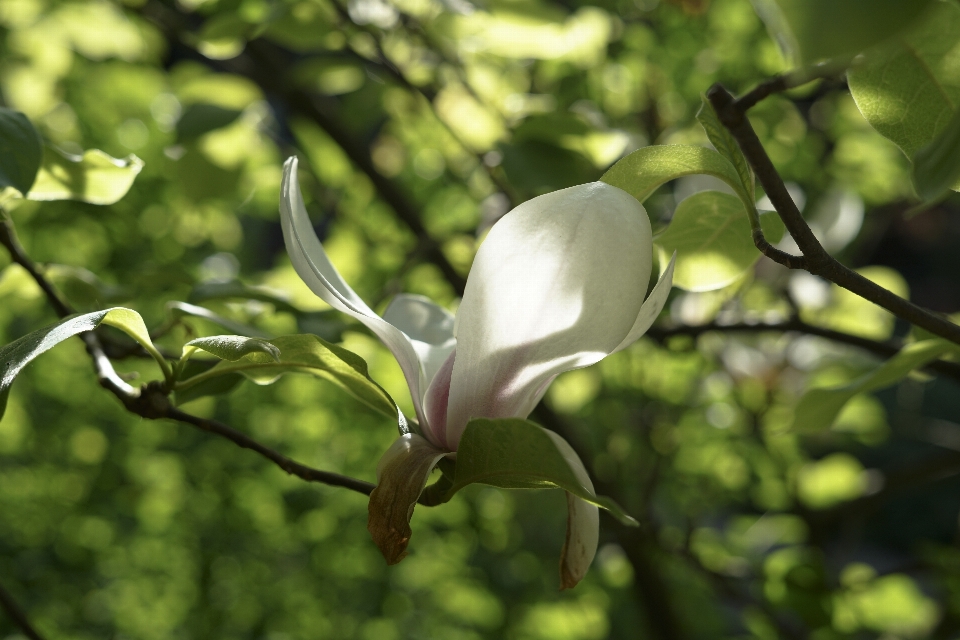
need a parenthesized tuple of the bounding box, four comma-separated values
(173, 358, 244, 406)
(188, 280, 300, 313)
(446, 418, 638, 526)
(98, 307, 172, 382)
(181, 335, 281, 363)
(45, 264, 130, 307)
(28, 148, 144, 205)
(792, 339, 959, 432)
(752, 0, 936, 65)
(912, 107, 960, 201)
(848, 2, 960, 166)
(176, 103, 244, 144)
(0, 108, 42, 196)
(654, 191, 784, 292)
(696, 96, 754, 200)
(0, 307, 158, 419)
(167, 301, 271, 338)
(600, 145, 752, 211)
(175, 334, 397, 420)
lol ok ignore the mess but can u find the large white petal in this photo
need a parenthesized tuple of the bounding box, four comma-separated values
(445, 182, 652, 447)
(612, 252, 676, 353)
(383, 294, 456, 394)
(280, 157, 428, 425)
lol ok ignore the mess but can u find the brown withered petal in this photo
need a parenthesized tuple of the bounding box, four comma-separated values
(367, 434, 448, 564)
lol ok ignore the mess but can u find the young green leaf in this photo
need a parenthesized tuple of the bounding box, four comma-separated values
(175, 333, 397, 420)
(848, 2, 960, 165)
(654, 191, 784, 292)
(792, 339, 959, 432)
(447, 418, 638, 526)
(188, 280, 300, 313)
(181, 335, 281, 363)
(696, 96, 754, 200)
(752, 0, 935, 65)
(0, 108, 42, 196)
(28, 148, 144, 205)
(601, 144, 751, 209)
(912, 107, 960, 201)
(167, 301, 271, 338)
(0, 307, 160, 419)
(176, 103, 244, 144)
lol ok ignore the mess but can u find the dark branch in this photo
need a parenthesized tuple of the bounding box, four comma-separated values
(707, 83, 960, 347)
(647, 317, 960, 383)
(1, 214, 379, 501)
(0, 581, 46, 640)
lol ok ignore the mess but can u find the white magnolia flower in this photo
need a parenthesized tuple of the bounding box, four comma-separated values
(279, 156, 674, 588)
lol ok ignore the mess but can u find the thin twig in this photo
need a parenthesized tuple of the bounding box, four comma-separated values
(0, 580, 46, 640)
(707, 83, 960, 346)
(1, 215, 379, 500)
(647, 318, 960, 382)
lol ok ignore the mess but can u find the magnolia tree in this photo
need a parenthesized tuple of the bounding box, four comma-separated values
(1, 0, 960, 638)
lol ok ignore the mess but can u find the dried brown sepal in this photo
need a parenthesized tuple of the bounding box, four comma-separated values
(367, 434, 447, 565)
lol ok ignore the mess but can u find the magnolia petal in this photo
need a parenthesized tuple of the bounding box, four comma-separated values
(560, 493, 600, 590)
(542, 429, 600, 589)
(367, 433, 448, 564)
(612, 252, 676, 354)
(383, 294, 457, 393)
(422, 349, 456, 449)
(446, 182, 652, 447)
(280, 157, 427, 425)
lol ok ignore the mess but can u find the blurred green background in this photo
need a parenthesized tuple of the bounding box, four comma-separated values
(2, 0, 960, 637)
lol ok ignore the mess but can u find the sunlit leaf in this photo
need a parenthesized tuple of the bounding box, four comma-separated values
(445, 418, 637, 526)
(792, 339, 959, 432)
(752, 0, 936, 65)
(848, 1, 960, 171)
(0, 108, 42, 196)
(28, 148, 144, 205)
(175, 334, 398, 419)
(180, 335, 281, 363)
(696, 96, 754, 200)
(912, 107, 960, 201)
(0, 307, 157, 419)
(654, 191, 784, 292)
(601, 144, 752, 212)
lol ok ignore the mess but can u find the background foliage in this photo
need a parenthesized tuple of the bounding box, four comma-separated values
(1, 0, 960, 638)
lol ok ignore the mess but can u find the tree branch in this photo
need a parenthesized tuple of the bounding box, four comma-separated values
(646, 317, 960, 383)
(1, 215, 379, 500)
(707, 83, 960, 346)
(0, 580, 46, 640)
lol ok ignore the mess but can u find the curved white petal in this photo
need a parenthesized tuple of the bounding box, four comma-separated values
(383, 294, 457, 393)
(445, 182, 652, 447)
(368, 434, 448, 563)
(561, 493, 600, 589)
(543, 429, 599, 589)
(280, 157, 428, 425)
(612, 252, 676, 353)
